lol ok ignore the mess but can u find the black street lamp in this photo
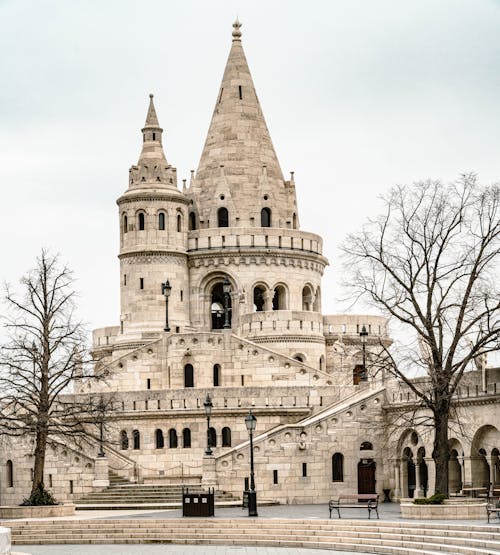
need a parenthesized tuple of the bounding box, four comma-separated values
(161, 280, 172, 332)
(204, 394, 213, 456)
(222, 277, 231, 329)
(360, 325, 368, 381)
(245, 409, 258, 517)
(97, 397, 106, 458)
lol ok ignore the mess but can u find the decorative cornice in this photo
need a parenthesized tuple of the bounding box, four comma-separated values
(188, 250, 327, 274)
(247, 335, 326, 345)
(119, 251, 188, 265)
(117, 192, 189, 206)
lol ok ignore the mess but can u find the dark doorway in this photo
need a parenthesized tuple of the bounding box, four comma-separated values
(211, 281, 232, 329)
(357, 459, 376, 494)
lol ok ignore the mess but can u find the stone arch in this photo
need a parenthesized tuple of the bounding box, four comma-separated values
(293, 353, 306, 363)
(198, 272, 238, 330)
(471, 425, 500, 490)
(448, 438, 464, 494)
(120, 430, 129, 450)
(272, 283, 288, 310)
(252, 282, 269, 312)
(302, 284, 314, 311)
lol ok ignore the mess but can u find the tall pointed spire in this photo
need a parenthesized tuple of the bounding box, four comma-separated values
(127, 94, 178, 190)
(190, 21, 297, 229)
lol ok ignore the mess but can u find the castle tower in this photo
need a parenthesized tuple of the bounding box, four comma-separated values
(186, 22, 329, 366)
(117, 95, 190, 340)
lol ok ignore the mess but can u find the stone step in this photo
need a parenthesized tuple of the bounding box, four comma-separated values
(7, 518, 500, 555)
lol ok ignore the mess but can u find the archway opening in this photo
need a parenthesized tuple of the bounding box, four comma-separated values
(211, 281, 232, 329)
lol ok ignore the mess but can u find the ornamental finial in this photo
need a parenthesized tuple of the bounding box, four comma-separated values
(232, 19, 242, 40)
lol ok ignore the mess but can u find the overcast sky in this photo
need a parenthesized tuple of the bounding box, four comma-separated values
(1, 0, 499, 346)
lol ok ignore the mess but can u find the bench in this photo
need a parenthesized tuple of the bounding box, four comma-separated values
(329, 494, 379, 519)
(487, 502, 500, 523)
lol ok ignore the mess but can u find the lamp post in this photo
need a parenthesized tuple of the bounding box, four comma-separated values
(222, 277, 231, 329)
(204, 394, 213, 456)
(97, 397, 106, 457)
(245, 409, 258, 517)
(161, 280, 172, 332)
(360, 324, 368, 381)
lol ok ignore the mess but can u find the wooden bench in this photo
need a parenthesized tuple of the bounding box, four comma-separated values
(487, 502, 500, 523)
(329, 494, 379, 519)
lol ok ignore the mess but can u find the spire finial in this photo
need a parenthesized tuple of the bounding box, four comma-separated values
(232, 19, 242, 41)
(144, 93, 159, 127)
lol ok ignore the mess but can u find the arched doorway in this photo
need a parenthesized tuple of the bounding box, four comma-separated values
(357, 459, 376, 494)
(211, 281, 232, 329)
(417, 446, 428, 497)
(449, 448, 463, 494)
(403, 447, 416, 498)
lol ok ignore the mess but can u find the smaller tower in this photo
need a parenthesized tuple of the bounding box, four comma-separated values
(117, 95, 190, 340)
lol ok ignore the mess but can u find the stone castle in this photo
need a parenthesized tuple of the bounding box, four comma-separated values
(1, 21, 498, 506)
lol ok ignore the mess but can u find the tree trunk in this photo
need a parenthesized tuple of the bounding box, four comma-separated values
(32, 420, 48, 494)
(432, 408, 450, 496)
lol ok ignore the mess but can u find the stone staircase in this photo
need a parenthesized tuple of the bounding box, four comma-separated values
(75, 473, 238, 509)
(7, 518, 500, 554)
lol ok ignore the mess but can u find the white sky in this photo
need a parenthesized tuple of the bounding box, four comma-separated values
(1, 0, 499, 345)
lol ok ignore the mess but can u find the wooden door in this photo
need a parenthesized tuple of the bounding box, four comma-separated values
(358, 459, 376, 494)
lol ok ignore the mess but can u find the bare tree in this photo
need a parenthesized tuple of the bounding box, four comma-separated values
(342, 174, 500, 495)
(0, 251, 107, 500)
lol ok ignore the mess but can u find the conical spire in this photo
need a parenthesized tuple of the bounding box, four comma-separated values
(195, 21, 283, 183)
(190, 21, 297, 229)
(144, 93, 160, 127)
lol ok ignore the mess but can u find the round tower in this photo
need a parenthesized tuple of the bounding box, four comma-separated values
(117, 95, 190, 340)
(186, 22, 329, 367)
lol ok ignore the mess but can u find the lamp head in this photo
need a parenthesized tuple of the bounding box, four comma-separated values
(204, 394, 213, 416)
(245, 409, 257, 432)
(162, 280, 172, 297)
(360, 325, 368, 343)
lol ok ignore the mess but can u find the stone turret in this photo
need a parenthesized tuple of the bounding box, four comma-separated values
(187, 21, 299, 230)
(117, 95, 190, 340)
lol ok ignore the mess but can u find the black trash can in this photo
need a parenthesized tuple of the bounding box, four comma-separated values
(182, 487, 215, 517)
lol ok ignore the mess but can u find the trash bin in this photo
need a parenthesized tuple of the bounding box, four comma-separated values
(182, 487, 215, 517)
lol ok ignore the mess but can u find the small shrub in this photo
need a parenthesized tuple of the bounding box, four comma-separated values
(413, 493, 447, 505)
(20, 483, 59, 506)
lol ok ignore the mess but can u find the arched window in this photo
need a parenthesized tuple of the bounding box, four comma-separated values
(302, 286, 313, 311)
(222, 427, 232, 447)
(319, 355, 325, 371)
(261, 207, 271, 227)
(6, 460, 13, 488)
(332, 453, 344, 482)
(253, 286, 265, 312)
(168, 428, 178, 448)
(218, 207, 229, 227)
(208, 427, 217, 448)
(211, 281, 232, 329)
(213, 364, 221, 387)
(189, 212, 197, 230)
(158, 212, 166, 230)
(155, 429, 164, 449)
(293, 354, 304, 363)
(123, 214, 128, 234)
(138, 212, 145, 231)
(132, 429, 140, 450)
(120, 430, 129, 450)
(177, 213, 182, 232)
(360, 441, 373, 451)
(182, 428, 191, 448)
(272, 285, 286, 310)
(184, 364, 194, 387)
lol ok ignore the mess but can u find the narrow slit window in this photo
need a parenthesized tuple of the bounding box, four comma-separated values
(302, 462, 307, 477)
(140, 278, 144, 290)
(238, 85, 242, 100)
(152, 132, 156, 140)
(219, 88, 224, 104)
(273, 470, 278, 484)
(138, 212, 145, 231)
(158, 212, 165, 230)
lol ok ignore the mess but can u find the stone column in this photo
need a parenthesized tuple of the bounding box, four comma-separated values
(462, 456, 473, 486)
(201, 454, 217, 490)
(393, 461, 401, 500)
(425, 457, 436, 496)
(92, 457, 110, 488)
(415, 463, 423, 498)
